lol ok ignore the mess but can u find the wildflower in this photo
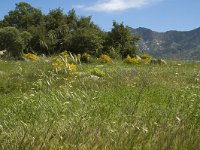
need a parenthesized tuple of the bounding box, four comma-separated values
(23, 53, 39, 61)
(98, 54, 113, 63)
(68, 63, 77, 72)
(140, 53, 153, 60)
(124, 55, 140, 64)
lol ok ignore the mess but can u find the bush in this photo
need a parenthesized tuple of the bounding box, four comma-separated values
(124, 55, 140, 64)
(90, 68, 106, 77)
(98, 54, 113, 63)
(52, 51, 78, 74)
(140, 53, 153, 60)
(81, 53, 92, 63)
(0, 27, 25, 58)
(23, 53, 39, 61)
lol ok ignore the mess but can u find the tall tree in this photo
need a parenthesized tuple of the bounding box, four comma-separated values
(45, 8, 67, 31)
(0, 27, 27, 57)
(105, 21, 139, 58)
(66, 9, 78, 31)
(64, 27, 105, 56)
(2, 2, 43, 29)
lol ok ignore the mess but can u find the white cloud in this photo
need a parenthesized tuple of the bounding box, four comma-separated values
(75, 0, 162, 12)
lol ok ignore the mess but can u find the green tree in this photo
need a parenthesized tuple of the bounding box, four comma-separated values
(45, 8, 67, 31)
(20, 31, 32, 53)
(2, 2, 43, 29)
(0, 27, 25, 57)
(105, 21, 139, 58)
(66, 9, 78, 31)
(27, 25, 49, 54)
(64, 27, 105, 56)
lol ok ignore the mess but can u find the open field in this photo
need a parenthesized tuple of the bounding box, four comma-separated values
(0, 59, 200, 149)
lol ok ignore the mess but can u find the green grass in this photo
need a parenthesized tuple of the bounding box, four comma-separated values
(0, 59, 200, 149)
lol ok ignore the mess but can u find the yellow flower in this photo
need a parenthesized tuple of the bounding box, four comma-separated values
(124, 55, 140, 64)
(23, 53, 39, 61)
(68, 63, 77, 72)
(98, 54, 113, 63)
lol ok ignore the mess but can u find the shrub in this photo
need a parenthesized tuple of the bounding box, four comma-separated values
(60, 50, 70, 60)
(0, 27, 25, 58)
(68, 63, 77, 72)
(52, 51, 78, 74)
(81, 53, 92, 63)
(90, 68, 106, 77)
(23, 53, 39, 61)
(124, 55, 140, 64)
(98, 54, 113, 63)
(140, 53, 153, 60)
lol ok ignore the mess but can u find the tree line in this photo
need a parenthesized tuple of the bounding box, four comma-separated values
(0, 2, 139, 58)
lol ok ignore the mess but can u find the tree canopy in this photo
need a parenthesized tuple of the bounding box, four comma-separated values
(0, 2, 139, 58)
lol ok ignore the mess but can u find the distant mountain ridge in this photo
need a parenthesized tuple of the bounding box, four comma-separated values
(129, 27, 200, 60)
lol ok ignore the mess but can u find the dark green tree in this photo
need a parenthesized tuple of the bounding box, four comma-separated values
(27, 25, 49, 54)
(0, 27, 25, 57)
(45, 8, 66, 31)
(66, 9, 78, 31)
(64, 27, 105, 56)
(2, 2, 43, 29)
(105, 21, 139, 58)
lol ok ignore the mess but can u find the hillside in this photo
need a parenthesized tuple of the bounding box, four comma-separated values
(130, 27, 200, 60)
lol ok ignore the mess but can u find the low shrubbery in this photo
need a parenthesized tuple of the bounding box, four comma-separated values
(52, 51, 78, 74)
(124, 55, 140, 64)
(98, 54, 113, 64)
(23, 53, 39, 61)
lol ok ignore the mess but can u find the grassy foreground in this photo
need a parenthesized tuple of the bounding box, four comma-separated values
(0, 59, 200, 149)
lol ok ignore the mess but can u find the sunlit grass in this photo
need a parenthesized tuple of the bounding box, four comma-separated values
(0, 59, 200, 149)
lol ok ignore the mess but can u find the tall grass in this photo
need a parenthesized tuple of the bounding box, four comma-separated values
(0, 59, 200, 149)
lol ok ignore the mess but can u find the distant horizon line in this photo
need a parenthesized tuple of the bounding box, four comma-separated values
(129, 26, 200, 33)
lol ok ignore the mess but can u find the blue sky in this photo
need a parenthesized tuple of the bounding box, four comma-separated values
(0, 0, 200, 32)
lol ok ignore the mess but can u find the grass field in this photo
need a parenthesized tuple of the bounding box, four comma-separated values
(0, 58, 200, 149)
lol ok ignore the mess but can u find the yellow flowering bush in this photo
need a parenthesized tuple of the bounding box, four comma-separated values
(140, 53, 153, 60)
(124, 55, 140, 64)
(52, 51, 78, 74)
(90, 68, 106, 77)
(81, 53, 91, 63)
(23, 53, 39, 61)
(68, 63, 77, 72)
(98, 54, 113, 63)
(60, 51, 70, 60)
(52, 56, 64, 72)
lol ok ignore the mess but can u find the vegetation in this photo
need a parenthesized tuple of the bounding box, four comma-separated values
(0, 58, 200, 149)
(1, 2, 199, 149)
(0, 2, 139, 58)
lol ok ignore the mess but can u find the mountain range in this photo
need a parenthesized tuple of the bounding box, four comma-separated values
(129, 27, 200, 60)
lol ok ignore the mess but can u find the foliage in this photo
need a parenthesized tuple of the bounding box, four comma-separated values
(105, 21, 139, 58)
(2, 2, 43, 29)
(124, 55, 140, 64)
(0, 2, 139, 59)
(23, 53, 39, 61)
(90, 67, 106, 77)
(81, 52, 92, 63)
(0, 27, 25, 57)
(140, 53, 153, 60)
(52, 51, 78, 74)
(64, 27, 105, 56)
(98, 54, 113, 63)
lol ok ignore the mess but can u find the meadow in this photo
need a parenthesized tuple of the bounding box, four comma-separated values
(0, 57, 200, 149)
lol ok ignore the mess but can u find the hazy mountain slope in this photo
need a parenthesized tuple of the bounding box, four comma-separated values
(129, 27, 200, 60)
